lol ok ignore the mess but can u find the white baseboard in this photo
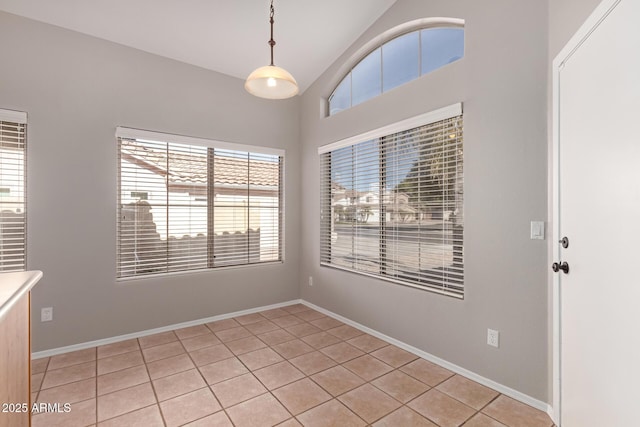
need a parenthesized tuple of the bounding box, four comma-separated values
(301, 300, 553, 415)
(31, 299, 302, 359)
(32, 297, 555, 420)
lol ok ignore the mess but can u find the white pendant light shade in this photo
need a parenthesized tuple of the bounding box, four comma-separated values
(245, 65, 299, 99)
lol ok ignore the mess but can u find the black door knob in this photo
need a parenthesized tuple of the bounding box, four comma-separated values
(552, 262, 569, 274)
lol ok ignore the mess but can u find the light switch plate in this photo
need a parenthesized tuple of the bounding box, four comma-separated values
(530, 221, 545, 240)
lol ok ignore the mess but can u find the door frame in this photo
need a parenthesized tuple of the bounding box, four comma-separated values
(550, 0, 621, 424)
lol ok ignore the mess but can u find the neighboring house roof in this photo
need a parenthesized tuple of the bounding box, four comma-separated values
(120, 140, 280, 188)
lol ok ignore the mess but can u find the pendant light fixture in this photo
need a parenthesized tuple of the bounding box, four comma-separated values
(245, 0, 299, 99)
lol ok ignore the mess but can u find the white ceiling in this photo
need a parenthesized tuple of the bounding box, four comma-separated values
(0, 0, 396, 93)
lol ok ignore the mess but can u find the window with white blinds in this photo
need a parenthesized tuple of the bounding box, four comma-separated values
(0, 109, 27, 272)
(117, 128, 283, 279)
(319, 104, 463, 297)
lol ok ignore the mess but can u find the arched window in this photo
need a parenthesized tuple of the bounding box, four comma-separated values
(329, 21, 464, 115)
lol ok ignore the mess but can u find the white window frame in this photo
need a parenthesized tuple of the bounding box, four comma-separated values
(319, 103, 464, 297)
(327, 18, 465, 116)
(116, 127, 285, 280)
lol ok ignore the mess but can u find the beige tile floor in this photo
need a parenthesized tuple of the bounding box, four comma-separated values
(30, 304, 554, 427)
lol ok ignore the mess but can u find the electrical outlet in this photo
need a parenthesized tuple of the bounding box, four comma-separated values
(308, 276, 313, 286)
(487, 328, 499, 348)
(41, 307, 53, 322)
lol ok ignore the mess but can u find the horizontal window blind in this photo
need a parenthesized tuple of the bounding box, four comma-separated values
(0, 110, 27, 272)
(320, 109, 463, 297)
(117, 129, 283, 279)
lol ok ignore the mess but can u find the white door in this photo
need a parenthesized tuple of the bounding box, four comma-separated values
(555, 0, 640, 425)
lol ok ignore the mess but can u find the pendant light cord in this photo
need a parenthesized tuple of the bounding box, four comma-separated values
(269, 0, 276, 66)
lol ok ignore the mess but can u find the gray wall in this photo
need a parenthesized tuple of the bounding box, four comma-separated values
(0, 11, 301, 352)
(300, 0, 549, 402)
(549, 0, 603, 59)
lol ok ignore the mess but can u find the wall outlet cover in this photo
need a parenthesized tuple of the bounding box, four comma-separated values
(487, 328, 499, 348)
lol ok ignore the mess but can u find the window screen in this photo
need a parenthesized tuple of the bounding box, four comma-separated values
(117, 129, 283, 278)
(320, 105, 463, 297)
(0, 110, 27, 272)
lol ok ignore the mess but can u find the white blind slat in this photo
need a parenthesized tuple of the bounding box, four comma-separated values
(0, 113, 27, 273)
(117, 134, 283, 278)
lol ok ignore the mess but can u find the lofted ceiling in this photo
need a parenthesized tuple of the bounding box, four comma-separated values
(0, 0, 397, 93)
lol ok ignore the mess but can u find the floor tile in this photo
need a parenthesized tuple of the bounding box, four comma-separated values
(245, 319, 280, 335)
(282, 304, 310, 314)
(97, 404, 164, 427)
(310, 316, 344, 330)
(271, 314, 305, 328)
(277, 419, 303, 427)
(214, 326, 252, 343)
(97, 365, 149, 396)
(273, 378, 331, 415)
(210, 373, 267, 407)
(326, 325, 364, 340)
(436, 375, 499, 410)
(152, 368, 207, 401)
(320, 342, 365, 363)
(97, 382, 156, 422)
(174, 324, 211, 340)
(32, 357, 50, 374)
(38, 377, 96, 404)
(401, 358, 454, 386)
(226, 336, 268, 355)
(371, 370, 430, 403)
(343, 354, 393, 381)
(338, 383, 402, 423)
(48, 348, 96, 370)
(310, 365, 365, 396)
(408, 389, 476, 427)
(238, 347, 284, 371)
(482, 395, 553, 427)
(199, 357, 249, 385)
(31, 372, 44, 392)
(183, 411, 234, 426)
(97, 339, 140, 360)
(294, 309, 326, 322)
(272, 339, 314, 359)
(146, 353, 195, 379)
(296, 399, 366, 427)
(226, 393, 290, 427)
(370, 345, 418, 368)
(180, 333, 221, 352)
(257, 329, 296, 346)
(285, 323, 322, 338)
(301, 331, 342, 349)
(253, 361, 305, 390)
(464, 413, 508, 427)
(138, 331, 178, 349)
(258, 308, 289, 320)
(159, 387, 221, 427)
(184, 411, 233, 427)
(141, 341, 185, 363)
(41, 361, 96, 389)
(289, 350, 336, 375)
(32, 398, 96, 427)
(234, 312, 267, 325)
(372, 406, 438, 427)
(206, 318, 241, 332)
(189, 343, 234, 367)
(97, 351, 144, 376)
(347, 334, 389, 353)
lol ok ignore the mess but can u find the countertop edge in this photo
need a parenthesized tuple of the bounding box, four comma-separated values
(0, 271, 43, 321)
